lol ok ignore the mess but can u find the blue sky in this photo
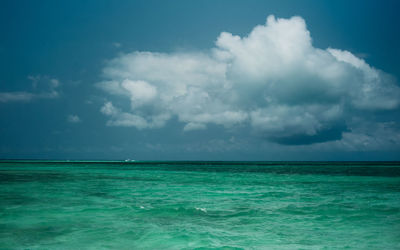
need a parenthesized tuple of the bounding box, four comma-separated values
(1, 0, 400, 160)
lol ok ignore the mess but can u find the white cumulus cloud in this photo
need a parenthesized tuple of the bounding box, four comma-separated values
(98, 15, 400, 145)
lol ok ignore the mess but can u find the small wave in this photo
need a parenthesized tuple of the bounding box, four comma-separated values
(195, 207, 207, 213)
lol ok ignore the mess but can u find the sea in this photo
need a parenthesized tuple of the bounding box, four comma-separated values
(0, 161, 399, 249)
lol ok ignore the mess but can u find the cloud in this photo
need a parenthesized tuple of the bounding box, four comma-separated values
(100, 101, 170, 129)
(67, 114, 81, 123)
(183, 122, 207, 132)
(98, 15, 400, 146)
(113, 42, 122, 48)
(0, 75, 60, 103)
(0, 92, 35, 102)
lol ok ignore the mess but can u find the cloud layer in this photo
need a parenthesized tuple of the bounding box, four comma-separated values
(0, 75, 60, 103)
(98, 15, 400, 145)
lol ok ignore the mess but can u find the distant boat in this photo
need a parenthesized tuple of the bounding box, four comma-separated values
(124, 159, 135, 162)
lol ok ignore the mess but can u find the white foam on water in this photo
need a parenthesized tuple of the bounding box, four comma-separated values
(196, 207, 207, 213)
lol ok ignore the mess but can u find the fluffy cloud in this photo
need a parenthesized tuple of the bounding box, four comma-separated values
(0, 75, 60, 103)
(100, 102, 170, 129)
(98, 15, 400, 145)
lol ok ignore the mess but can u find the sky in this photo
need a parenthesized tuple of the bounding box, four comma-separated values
(1, 0, 400, 161)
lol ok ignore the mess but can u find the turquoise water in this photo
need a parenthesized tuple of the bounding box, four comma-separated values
(1, 162, 400, 249)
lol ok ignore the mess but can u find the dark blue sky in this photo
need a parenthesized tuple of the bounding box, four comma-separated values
(1, 0, 400, 160)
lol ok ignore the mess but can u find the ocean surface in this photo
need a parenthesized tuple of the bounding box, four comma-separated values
(0, 161, 400, 249)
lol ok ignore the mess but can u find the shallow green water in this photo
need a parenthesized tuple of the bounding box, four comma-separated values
(1, 161, 400, 249)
